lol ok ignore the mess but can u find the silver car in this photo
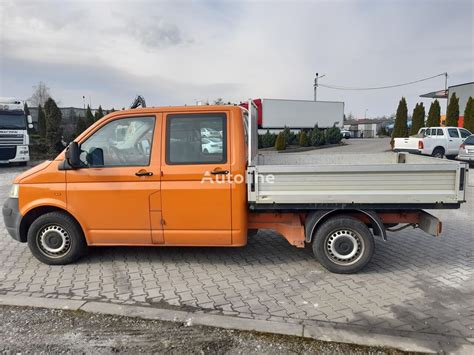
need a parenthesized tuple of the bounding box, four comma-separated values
(457, 134, 474, 165)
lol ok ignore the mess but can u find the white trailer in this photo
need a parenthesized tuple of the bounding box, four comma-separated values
(0, 97, 33, 165)
(261, 98, 344, 129)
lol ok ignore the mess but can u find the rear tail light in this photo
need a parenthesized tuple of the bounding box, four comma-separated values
(418, 140, 424, 149)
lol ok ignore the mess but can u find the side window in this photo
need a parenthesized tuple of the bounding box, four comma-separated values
(80, 116, 155, 167)
(436, 128, 444, 136)
(424, 128, 431, 136)
(166, 113, 226, 165)
(460, 129, 471, 138)
(448, 128, 459, 138)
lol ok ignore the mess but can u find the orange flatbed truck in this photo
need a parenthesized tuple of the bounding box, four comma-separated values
(3, 104, 468, 273)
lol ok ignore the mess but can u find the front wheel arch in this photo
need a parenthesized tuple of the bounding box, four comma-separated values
(19, 206, 85, 244)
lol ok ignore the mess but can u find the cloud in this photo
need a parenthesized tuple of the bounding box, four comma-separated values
(1, 0, 473, 116)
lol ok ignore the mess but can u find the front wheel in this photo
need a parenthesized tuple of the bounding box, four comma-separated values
(27, 212, 88, 265)
(312, 216, 374, 274)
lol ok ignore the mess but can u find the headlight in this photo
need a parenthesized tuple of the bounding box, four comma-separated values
(9, 184, 19, 199)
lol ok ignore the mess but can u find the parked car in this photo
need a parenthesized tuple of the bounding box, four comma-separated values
(457, 134, 474, 165)
(201, 137, 222, 154)
(393, 127, 426, 153)
(419, 127, 471, 158)
(394, 127, 471, 159)
(340, 129, 351, 139)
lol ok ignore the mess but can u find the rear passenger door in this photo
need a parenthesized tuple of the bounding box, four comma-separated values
(447, 128, 463, 155)
(160, 112, 232, 245)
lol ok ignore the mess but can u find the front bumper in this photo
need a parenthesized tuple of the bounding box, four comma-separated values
(2, 198, 23, 242)
(0, 145, 29, 164)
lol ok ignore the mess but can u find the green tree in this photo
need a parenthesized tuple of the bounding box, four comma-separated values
(281, 126, 296, 145)
(85, 105, 95, 127)
(94, 105, 105, 121)
(43, 98, 63, 154)
(275, 132, 286, 150)
(391, 97, 408, 146)
(310, 125, 325, 146)
(75, 117, 87, 137)
(326, 126, 343, 144)
(37, 104, 47, 139)
(463, 97, 474, 133)
(446, 93, 460, 127)
(426, 100, 441, 127)
(299, 130, 309, 147)
(410, 102, 425, 135)
(261, 130, 277, 148)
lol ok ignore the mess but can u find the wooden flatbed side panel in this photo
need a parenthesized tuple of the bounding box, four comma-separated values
(248, 212, 305, 248)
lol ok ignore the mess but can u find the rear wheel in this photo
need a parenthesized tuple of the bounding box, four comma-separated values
(312, 216, 374, 274)
(27, 212, 87, 265)
(432, 147, 445, 159)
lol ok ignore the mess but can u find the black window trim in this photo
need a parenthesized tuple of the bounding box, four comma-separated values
(165, 112, 228, 166)
(78, 115, 157, 169)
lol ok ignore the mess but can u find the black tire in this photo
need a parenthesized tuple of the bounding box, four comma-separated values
(19, 162, 28, 166)
(27, 212, 87, 265)
(432, 147, 445, 159)
(247, 229, 259, 237)
(312, 216, 374, 274)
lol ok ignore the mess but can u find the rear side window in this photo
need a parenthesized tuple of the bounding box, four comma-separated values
(448, 128, 459, 138)
(464, 135, 474, 144)
(436, 128, 444, 136)
(166, 113, 227, 165)
(460, 129, 471, 138)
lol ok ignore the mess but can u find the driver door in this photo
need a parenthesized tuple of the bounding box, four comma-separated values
(66, 114, 162, 245)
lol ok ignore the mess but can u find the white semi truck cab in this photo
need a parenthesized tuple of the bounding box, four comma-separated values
(0, 97, 33, 166)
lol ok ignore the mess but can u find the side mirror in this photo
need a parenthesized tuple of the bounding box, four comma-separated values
(27, 115, 33, 124)
(28, 123, 34, 129)
(65, 142, 82, 169)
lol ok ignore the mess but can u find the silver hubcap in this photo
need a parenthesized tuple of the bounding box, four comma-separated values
(325, 229, 364, 266)
(37, 225, 71, 257)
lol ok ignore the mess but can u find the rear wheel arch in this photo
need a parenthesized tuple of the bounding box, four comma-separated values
(20, 206, 86, 243)
(304, 209, 385, 243)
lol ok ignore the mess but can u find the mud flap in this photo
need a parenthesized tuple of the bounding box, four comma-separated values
(418, 211, 442, 237)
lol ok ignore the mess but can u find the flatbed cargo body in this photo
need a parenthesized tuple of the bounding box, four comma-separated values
(248, 152, 466, 207)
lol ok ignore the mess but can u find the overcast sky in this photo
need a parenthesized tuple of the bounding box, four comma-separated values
(1, 0, 473, 117)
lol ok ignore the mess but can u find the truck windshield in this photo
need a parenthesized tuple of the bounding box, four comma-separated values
(0, 111, 27, 130)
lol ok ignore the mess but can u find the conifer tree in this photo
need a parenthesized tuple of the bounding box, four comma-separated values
(391, 97, 408, 146)
(426, 100, 441, 127)
(37, 104, 47, 139)
(446, 93, 460, 127)
(463, 97, 474, 133)
(43, 98, 63, 154)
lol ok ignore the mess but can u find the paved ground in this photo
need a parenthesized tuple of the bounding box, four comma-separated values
(0, 138, 473, 350)
(2, 305, 399, 354)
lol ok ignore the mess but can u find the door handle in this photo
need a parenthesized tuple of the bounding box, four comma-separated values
(211, 169, 229, 175)
(135, 170, 153, 177)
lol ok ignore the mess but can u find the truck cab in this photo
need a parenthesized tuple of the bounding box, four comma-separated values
(419, 126, 471, 158)
(0, 97, 33, 165)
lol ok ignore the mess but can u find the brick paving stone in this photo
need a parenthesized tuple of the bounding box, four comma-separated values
(0, 155, 473, 340)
